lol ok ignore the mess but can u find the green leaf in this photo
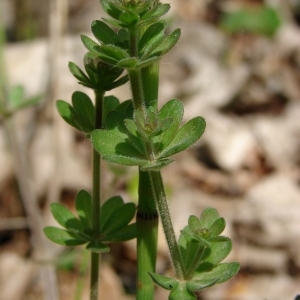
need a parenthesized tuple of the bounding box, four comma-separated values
(158, 116, 206, 159)
(148, 273, 178, 291)
(103, 95, 120, 121)
(199, 208, 219, 229)
(100, 196, 124, 232)
(220, 6, 281, 36)
(136, 56, 159, 69)
(150, 28, 181, 57)
(100, 0, 122, 20)
(50, 203, 84, 232)
(71, 91, 95, 124)
(44, 227, 87, 246)
(209, 217, 226, 237)
(75, 190, 92, 229)
(68, 62, 90, 84)
(119, 10, 140, 27)
(91, 20, 121, 45)
(188, 215, 202, 234)
(169, 282, 196, 300)
(102, 202, 136, 234)
(189, 262, 240, 290)
(81, 35, 99, 54)
(94, 45, 129, 65)
(153, 99, 183, 152)
(116, 57, 138, 69)
(56, 100, 79, 130)
(186, 277, 218, 291)
(104, 223, 136, 242)
(92, 111, 148, 166)
(105, 74, 129, 91)
(178, 229, 206, 275)
(139, 21, 166, 58)
(141, 3, 170, 21)
(8, 85, 24, 110)
(140, 158, 174, 171)
(86, 241, 110, 253)
(199, 237, 232, 267)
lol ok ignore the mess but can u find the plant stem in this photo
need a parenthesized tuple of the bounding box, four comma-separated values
(148, 171, 184, 279)
(136, 171, 158, 300)
(128, 69, 146, 114)
(90, 89, 104, 300)
(128, 26, 160, 298)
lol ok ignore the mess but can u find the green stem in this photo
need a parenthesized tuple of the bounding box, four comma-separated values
(141, 63, 159, 110)
(136, 171, 158, 300)
(128, 25, 160, 299)
(148, 171, 184, 279)
(90, 89, 104, 300)
(128, 69, 146, 114)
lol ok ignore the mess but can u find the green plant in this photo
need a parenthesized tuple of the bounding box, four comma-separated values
(220, 5, 281, 36)
(44, 1, 240, 299)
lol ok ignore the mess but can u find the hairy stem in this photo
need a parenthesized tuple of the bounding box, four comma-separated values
(148, 171, 184, 279)
(90, 89, 104, 300)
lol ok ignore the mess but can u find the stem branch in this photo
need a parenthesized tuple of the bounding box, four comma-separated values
(148, 171, 184, 279)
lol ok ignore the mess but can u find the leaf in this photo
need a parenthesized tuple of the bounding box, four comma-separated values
(118, 28, 129, 42)
(92, 126, 145, 159)
(104, 223, 136, 242)
(139, 158, 174, 171)
(68, 62, 90, 84)
(150, 28, 181, 57)
(119, 10, 140, 27)
(169, 282, 197, 300)
(153, 99, 183, 152)
(220, 6, 281, 36)
(100, 0, 122, 20)
(209, 217, 226, 237)
(44, 227, 87, 246)
(56, 100, 79, 129)
(95, 45, 129, 65)
(81, 35, 99, 54)
(8, 85, 24, 110)
(71, 91, 95, 124)
(188, 215, 202, 234)
(186, 277, 218, 291)
(141, 3, 170, 21)
(103, 95, 120, 121)
(105, 74, 129, 91)
(75, 190, 93, 229)
(136, 56, 159, 69)
(139, 21, 166, 58)
(100, 196, 124, 231)
(158, 116, 206, 159)
(91, 20, 120, 45)
(199, 237, 232, 267)
(92, 111, 148, 166)
(178, 229, 206, 275)
(148, 273, 178, 291)
(50, 203, 84, 232)
(189, 262, 240, 290)
(86, 241, 110, 253)
(116, 57, 138, 68)
(199, 208, 219, 229)
(72, 115, 94, 133)
(102, 202, 136, 234)
(14, 94, 42, 111)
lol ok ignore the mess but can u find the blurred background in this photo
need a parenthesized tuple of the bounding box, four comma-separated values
(0, 0, 300, 299)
